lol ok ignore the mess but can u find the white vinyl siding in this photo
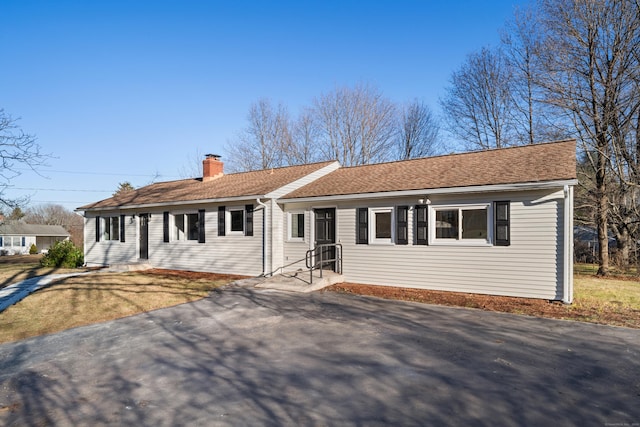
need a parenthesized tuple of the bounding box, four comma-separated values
(84, 206, 263, 276)
(292, 189, 566, 300)
(84, 213, 136, 266)
(282, 204, 312, 273)
(152, 206, 263, 276)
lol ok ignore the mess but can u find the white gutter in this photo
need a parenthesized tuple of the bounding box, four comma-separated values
(563, 184, 574, 304)
(77, 194, 267, 213)
(256, 198, 268, 276)
(281, 179, 578, 204)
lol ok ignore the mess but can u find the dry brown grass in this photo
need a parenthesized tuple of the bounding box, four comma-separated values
(0, 269, 245, 344)
(0, 254, 89, 289)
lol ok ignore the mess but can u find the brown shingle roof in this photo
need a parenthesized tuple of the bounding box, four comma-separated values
(283, 140, 577, 199)
(79, 161, 336, 210)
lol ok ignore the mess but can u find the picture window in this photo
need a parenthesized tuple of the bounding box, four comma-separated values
(432, 205, 490, 244)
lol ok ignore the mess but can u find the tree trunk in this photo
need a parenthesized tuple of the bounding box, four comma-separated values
(614, 227, 630, 270)
(596, 149, 609, 275)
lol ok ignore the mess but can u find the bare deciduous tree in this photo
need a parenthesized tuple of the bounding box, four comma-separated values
(312, 83, 397, 166)
(501, 6, 567, 145)
(396, 99, 440, 159)
(440, 47, 516, 150)
(225, 86, 440, 170)
(0, 109, 48, 208)
(537, 0, 640, 274)
(287, 108, 322, 165)
(24, 203, 84, 247)
(178, 148, 205, 178)
(225, 99, 292, 172)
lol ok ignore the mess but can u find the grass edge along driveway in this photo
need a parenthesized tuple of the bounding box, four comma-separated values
(1, 264, 640, 344)
(0, 269, 246, 344)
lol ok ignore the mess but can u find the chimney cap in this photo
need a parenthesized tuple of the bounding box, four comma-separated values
(205, 153, 222, 160)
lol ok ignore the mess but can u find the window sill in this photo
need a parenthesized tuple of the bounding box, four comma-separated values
(287, 238, 305, 243)
(430, 240, 492, 247)
(369, 240, 395, 246)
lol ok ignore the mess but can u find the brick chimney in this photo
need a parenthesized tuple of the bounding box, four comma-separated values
(203, 154, 223, 181)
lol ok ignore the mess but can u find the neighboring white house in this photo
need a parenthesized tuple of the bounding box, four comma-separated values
(78, 140, 577, 302)
(0, 221, 70, 255)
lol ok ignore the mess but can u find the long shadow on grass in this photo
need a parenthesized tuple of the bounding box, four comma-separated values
(0, 284, 639, 426)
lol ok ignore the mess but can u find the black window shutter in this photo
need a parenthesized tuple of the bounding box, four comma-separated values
(120, 214, 126, 242)
(245, 204, 254, 236)
(494, 201, 510, 246)
(356, 208, 368, 244)
(415, 205, 428, 245)
(163, 212, 170, 243)
(198, 209, 206, 243)
(95, 216, 101, 242)
(298, 213, 305, 238)
(396, 206, 408, 245)
(218, 206, 225, 236)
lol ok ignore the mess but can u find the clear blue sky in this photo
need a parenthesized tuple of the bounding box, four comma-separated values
(1, 0, 527, 212)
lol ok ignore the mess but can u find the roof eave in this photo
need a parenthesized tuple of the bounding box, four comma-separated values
(77, 194, 269, 213)
(281, 179, 578, 204)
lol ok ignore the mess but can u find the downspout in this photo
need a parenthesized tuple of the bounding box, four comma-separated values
(256, 198, 268, 276)
(563, 185, 574, 304)
(269, 198, 276, 276)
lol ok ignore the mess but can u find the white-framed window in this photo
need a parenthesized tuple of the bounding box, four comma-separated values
(227, 207, 245, 235)
(288, 211, 305, 241)
(369, 207, 394, 245)
(102, 216, 120, 241)
(174, 213, 199, 241)
(430, 204, 490, 245)
(0, 236, 27, 248)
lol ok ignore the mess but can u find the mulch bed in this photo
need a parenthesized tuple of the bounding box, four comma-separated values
(325, 283, 640, 329)
(127, 269, 640, 329)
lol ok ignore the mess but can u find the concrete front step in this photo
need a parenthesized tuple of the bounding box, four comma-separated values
(254, 270, 344, 293)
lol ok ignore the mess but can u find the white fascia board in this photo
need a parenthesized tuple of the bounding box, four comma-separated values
(79, 195, 267, 213)
(280, 179, 578, 204)
(265, 161, 341, 199)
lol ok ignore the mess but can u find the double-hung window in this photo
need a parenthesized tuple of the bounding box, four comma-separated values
(356, 206, 408, 245)
(228, 207, 245, 235)
(174, 213, 199, 241)
(288, 211, 305, 241)
(217, 205, 253, 237)
(431, 204, 490, 244)
(103, 216, 120, 241)
(369, 207, 394, 245)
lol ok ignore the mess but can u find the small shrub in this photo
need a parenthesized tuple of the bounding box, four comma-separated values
(29, 243, 38, 255)
(40, 241, 84, 268)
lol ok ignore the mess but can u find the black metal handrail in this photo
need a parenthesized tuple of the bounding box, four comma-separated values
(305, 243, 343, 284)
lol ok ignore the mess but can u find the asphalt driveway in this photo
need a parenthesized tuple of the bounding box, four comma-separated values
(0, 284, 638, 426)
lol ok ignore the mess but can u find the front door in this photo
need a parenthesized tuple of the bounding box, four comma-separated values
(314, 208, 336, 271)
(139, 213, 149, 260)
